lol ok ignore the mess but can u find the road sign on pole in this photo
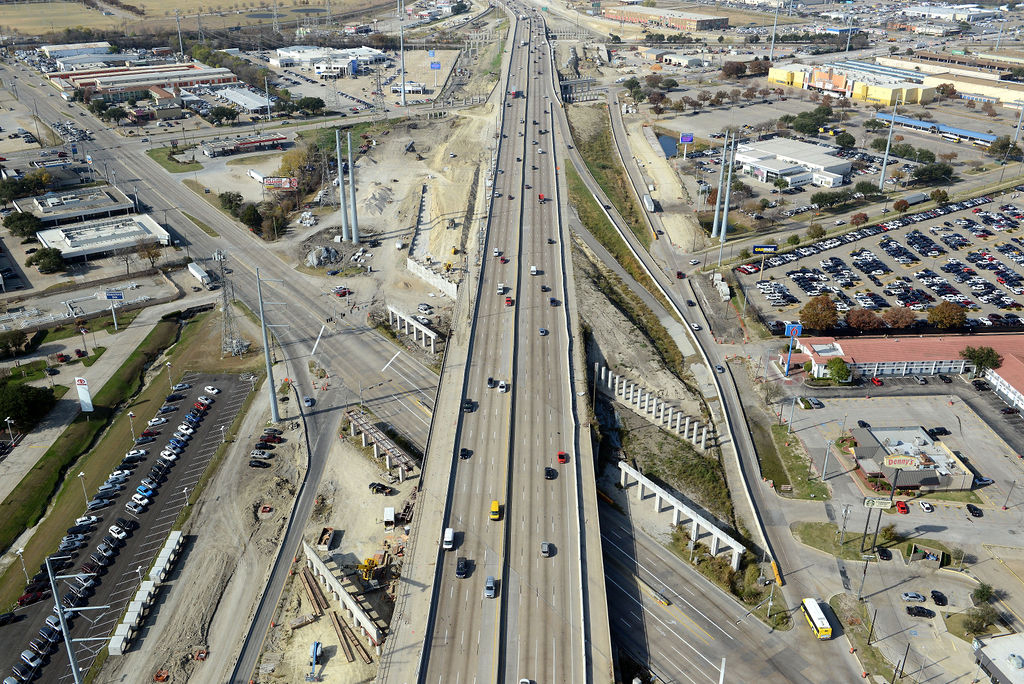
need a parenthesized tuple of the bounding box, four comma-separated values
(679, 133, 694, 144)
(752, 244, 778, 254)
(104, 291, 124, 300)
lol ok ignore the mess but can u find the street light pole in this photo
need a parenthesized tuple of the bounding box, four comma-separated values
(15, 548, 29, 583)
(1003, 480, 1016, 510)
(127, 412, 136, 442)
(77, 472, 88, 507)
(4, 416, 14, 446)
(878, 98, 903, 191)
(165, 362, 173, 391)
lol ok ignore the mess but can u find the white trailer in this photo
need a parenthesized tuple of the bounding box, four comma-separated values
(188, 263, 212, 288)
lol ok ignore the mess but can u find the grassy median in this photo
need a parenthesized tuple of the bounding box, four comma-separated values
(145, 146, 202, 173)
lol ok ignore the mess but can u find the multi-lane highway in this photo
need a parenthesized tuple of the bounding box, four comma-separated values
(421, 7, 599, 683)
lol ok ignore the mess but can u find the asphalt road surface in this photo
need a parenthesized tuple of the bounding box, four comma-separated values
(421, 9, 589, 684)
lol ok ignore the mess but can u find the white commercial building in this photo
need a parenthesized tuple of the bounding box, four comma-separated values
(218, 86, 269, 112)
(37, 215, 170, 260)
(735, 138, 851, 188)
(901, 4, 999, 22)
(39, 41, 112, 59)
(272, 45, 386, 68)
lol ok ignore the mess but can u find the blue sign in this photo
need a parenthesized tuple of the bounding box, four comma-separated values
(752, 244, 778, 254)
(70, 144, 78, 155)
(430, 61, 441, 70)
(428, 50, 435, 57)
(784, 323, 803, 338)
(679, 133, 694, 144)
(105, 291, 124, 300)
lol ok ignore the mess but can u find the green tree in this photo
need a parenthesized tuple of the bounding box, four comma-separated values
(826, 357, 851, 382)
(834, 131, 856, 148)
(870, 137, 890, 152)
(930, 189, 949, 204)
(973, 583, 994, 604)
(774, 177, 789, 189)
(3, 212, 42, 237)
(25, 247, 64, 273)
(738, 248, 751, 260)
(787, 234, 800, 246)
(854, 180, 878, 197)
(207, 106, 238, 124)
(988, 135, 1021, 159)
(927, 301, 967, 329)
(806, 223, 825, 240)
(240, 203, 262, 230)
(0, 384, 56, 430)
(660, 78, 678, 90)
(295, 96, 326, 114)
(721, 61, 747, 79)
(964, 604, 1000, 635)
(0, 330, 28, 358)
(219, 191, 243, 215)
(912, 162, 954, 184)
(916, 148, 936, 164)
(622, 77, 640, 91)
(960, 345, 1002, 374)
(879, 523, 898, 543)
(799, 294, 838, 330)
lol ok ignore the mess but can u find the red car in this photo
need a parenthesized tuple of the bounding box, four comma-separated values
(56, 353, 71, 363)
(676, 270, 684, 279)
(500, 256, 509, 264)
(870, 377, 883, 386)
(895, 501, 909, 514)
(557, 451, 568, 464)
(193, 402, 208, 411)
(505, 296, 513, 307)
(262, 434, 283, 444)
(17, 591, 49, 606)
(140, 429, 158, 437)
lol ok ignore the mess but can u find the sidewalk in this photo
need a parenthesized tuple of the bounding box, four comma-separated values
(0, 294, 216, 507)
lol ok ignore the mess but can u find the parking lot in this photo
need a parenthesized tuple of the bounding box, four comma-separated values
(735, 187, 1024, 332)
(0, 373, 249, 683)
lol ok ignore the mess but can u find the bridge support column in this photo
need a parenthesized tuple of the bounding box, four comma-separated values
(665, 406, 673, 426)
(384, 451, 391, 469)
(692, 421, 699, 442)
(373, 443, 379, 458)
(684, 416, 690, 437)
(637, 480, 645, 499)
(701, 426, 708, 450)
(350, 422, 356, 437)
(361, 433, 368, 447)
(710, 534, 721, 556)
(653, 493, 660, 513)
(672, 507, 680, 526)
(619, 468, 628, 487)
(731, 548, 742, 571)
(398, 467, 406, 483)
(430, 336, 435, 354)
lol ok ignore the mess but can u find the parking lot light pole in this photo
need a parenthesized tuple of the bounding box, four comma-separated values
(77, 471, 88, 507)
(877, 98, 904, 192)
(15, 548, 29, 583)
(4, 416, 14, 445)
(127, 411, 136, 442)
(220, 425, 226, 443)
(1003, 480, 1016, 510)
(165, 362, 173, 391)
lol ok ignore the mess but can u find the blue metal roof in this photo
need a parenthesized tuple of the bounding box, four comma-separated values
(874, 113, 998, 143)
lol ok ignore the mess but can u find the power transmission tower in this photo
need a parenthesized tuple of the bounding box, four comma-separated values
(372, 66, 386, 119)
(272, 0, 280, 34)
(175, 10, 185, 57)
(197, 12, 205, 43)
(214, 251, 247, 356)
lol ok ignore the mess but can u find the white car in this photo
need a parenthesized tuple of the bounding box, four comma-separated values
(690, 323, 702, 331)
(74, 515, 100, 526)
(107, 525, 127, 540)
(109, 469, 131, 478)
(147, 417, 167, 427)
(251, 449, 267, 458)
(176, 424, 195, 435)
(159, 450, 179, 461)
(203, 385, 220, 395)
(171, 383, 191, 391)
(130, 493, 150, 507)
(125, 449, 148, 459)
(197, 395, 213, 405)
(919, 501, 934, 513)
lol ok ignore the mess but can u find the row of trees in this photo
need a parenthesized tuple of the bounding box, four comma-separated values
(219, 191, 290, 240)
(0, 170, 56, 205)
(721, 57, 772, 79)
(798, 295, 980, 332)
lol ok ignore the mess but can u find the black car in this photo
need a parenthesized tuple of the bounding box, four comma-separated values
(973, 380, 990, 391)
(263, 428, 283, 435)
(486, 377, 496, 389)
(938, 375, 952, 384)
(927, 427, 951, 437)
(462, 399, 474, 413)
(906, 605, 935, 618)
(686, 300, 696, 307)
(931, 590, 947, 606)
(44, 557, 73, 573)
(967, 503, 984, 518)
(857, 420, 870, 428)
(455, 556, 468, 579)
(248, 459, 271, 469)
(66, 524, 92, 535)
(114, 517, 139, 531)
(876, 547, 892, 561)
(459, 448, 471, 459)
(0, 611, 15, 626)
(544, 466, 557, 480)
(88, 553, 112, 567)
(254, 442, 274, 450)
(165, 394, 184, 402)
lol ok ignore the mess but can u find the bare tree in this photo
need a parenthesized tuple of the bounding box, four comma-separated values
(114, 246, 135, 275)
(135, 239, 163, 268)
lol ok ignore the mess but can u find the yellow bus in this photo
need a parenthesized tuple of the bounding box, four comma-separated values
(801, 598, 833, 640)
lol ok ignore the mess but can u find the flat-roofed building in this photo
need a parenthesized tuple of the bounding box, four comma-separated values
(48, 62, 237, 102)
(973, 634, 1024, 684)
(37, 215, 170, 260)
(39, 41, 112, 58)
(920, 73, 1024, 109)
(201, 133, 287, 157)
(767, 63, 935, 105)
(850, 425, 974, 491)
(219, 87, 269, 113)
(876, 55, 1010, 82)
(735, 138, 851, 187)
(602, 6, 729, 31)
(11, 186, 134, 227)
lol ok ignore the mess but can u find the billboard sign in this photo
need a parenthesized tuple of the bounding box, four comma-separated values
(430, 61, 441, 70)
(752, 244, 778, 254)
(884, 455, 918, 469)
(679, 133, 694, 144)
(784, 323, 803, 338)
(263, 176, 298, 189)
(75, 377, 94, 413)
(863, 497, 892, 510)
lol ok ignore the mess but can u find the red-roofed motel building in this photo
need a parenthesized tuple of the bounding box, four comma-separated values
(791, 334, 1024, 410)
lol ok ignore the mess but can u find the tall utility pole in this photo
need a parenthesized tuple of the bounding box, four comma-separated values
(264, 76, 272, 126)
(336, 128, 350, 241)
(399, 0, 407, 108)
(878, 98, 903, 191)
(347, 131, 360, 244)
(710, 131, 728, 238)
(768, 2, 781, 61)
(256, 268, 281, 423)
(175, 10, 185, 58)
(717, 137, 736, 267)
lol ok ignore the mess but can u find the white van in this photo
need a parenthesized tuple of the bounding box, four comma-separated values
(497, 283, 504, 295)
(530, 265, 538, 276)
(442, 527, 455, 551)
